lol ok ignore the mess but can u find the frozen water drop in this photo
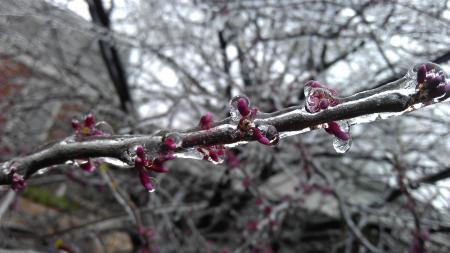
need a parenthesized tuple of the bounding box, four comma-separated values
(95, 121, 114, 135)
(148, 177, 158, 193)
(229, 95, 250, 122)
(333, 136, 352, 154)
(330, 121, 352, 154)
(257, 125, 280, 146)
(37, 167, 50, 175)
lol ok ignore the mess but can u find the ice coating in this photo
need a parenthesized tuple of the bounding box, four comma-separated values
(331, 121, 352, 154)
(229, 95, 250, 122)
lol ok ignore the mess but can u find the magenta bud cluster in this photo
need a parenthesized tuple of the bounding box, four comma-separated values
(197, 113, 229, 163)
(304, 81, 350, 141)
(71, 113, 104, 137)
(134, 142, 176, 191)
(232, 96, 278, 146)
(416, 63, 450, 100)
(10, 168, 26, 192)
(304, 80, 339, 113)
(199, 112, 214, 130)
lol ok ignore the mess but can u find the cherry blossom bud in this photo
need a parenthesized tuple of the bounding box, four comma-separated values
(84, 113, 95, 128)
(237, 97, 251, 117)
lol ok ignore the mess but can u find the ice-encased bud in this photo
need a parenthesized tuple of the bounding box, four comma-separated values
(95, 121, 114, 135)
(329, 121, 352, 154)
(305, 87, 337, 113)
(254, 125, 279, 146)
(165, 133, 182, 149)
(229, 95, 250, 121)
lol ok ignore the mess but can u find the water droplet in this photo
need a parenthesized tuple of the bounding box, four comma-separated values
(229, 95, 250, 122)
(331, 121, 352, 154)
(95, 121, 114, 135)
(148, 177, 158, 193)
(333, 137, 352, 154)
(37, 167, 50, 175)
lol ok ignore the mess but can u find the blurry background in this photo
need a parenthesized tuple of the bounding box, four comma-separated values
(0, 0, 450, 252)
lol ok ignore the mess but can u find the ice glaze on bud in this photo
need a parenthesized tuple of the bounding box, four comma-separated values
(237, 97, 251, 117)
(325, 121, 350, 141)
(199, 112, 214, 130)
(136, 146, 145, 159)
(164, 137, 177, 150)
(253, 127, 271, 145)
(417, 64, 427, 84)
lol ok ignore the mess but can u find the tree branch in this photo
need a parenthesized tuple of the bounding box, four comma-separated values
(0, 80, 431, 186)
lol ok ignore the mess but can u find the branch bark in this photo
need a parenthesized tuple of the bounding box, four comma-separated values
(0, 83, 417, 186)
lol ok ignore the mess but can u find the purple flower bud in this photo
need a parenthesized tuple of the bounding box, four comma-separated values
(306, 95, 320, 113)
(79, 159, 95, 172)
(71, 119, 80, 130)
(150, 161, 169, 173)
(319, 99, 329, 110)
(10, 170, 26, 192)
(253, 127, 270, 145)
(136, 146, 145, 159)
(164, 138, 177, 150)
(426, 75, 444, 89)
(417, 64, 427, 84)
(135, 156, 145, 169)
(209, 150, 219, 162)
(237, 98, 251, 117)
(138, 168, 153, 191)
(84, 113, 95, 128)
(199, 112, 213, 130)
(325, 121, 350, 141)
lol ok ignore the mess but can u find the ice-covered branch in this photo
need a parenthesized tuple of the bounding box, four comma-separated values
(1, 63, 449, 189)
